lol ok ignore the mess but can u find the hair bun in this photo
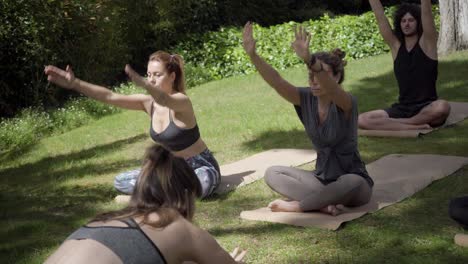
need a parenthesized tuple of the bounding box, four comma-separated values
(332, 48, 347, 66)
(332, 48, 346, 60)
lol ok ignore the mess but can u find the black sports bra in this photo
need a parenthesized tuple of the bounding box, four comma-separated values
(67, 218, 167, 264)
(149, 102, 200, 151)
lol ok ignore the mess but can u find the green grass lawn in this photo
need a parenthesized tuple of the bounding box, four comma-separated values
(2, 50, 468, 263)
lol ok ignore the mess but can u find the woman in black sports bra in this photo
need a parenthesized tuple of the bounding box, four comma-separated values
(45, 51, 220, 198)
(45, 145, 246, 264)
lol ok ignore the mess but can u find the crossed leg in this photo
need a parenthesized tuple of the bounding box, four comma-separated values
(358, 100, 450, 130)
(264, 166, 372, 216)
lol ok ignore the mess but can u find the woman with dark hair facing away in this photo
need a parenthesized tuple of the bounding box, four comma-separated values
(45, 144, 247, 264)
(242, 22, 374, 215)
(358, 0, 450, 131)
(45, 51, 220, 198)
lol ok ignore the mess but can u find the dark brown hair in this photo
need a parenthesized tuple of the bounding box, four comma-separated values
(310, 48, 347, 84)
(93, 144, 202, 228)
(393, 3, 423, 42)
(149, 51, 186, 93)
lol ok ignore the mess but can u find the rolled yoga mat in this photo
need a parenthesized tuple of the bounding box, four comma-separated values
(240, 154, 468, 230)
(358, 102, 468, 138)
(115, 148, 317, 203)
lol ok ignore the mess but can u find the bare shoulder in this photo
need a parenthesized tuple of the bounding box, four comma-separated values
(139, 214, 195, 263)
(169, 92, 191, 104)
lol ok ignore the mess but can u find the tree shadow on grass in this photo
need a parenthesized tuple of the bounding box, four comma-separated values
(278, 168, 468, 263)
(0, 183, 117, 263)
(241, 129, 313, 152)
(0, 134, 148, 263)
(0, 133, 147, 188)
(328, 167, 468, 263)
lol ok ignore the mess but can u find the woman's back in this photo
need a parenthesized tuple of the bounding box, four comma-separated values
(46, 213, 240, 264)
(45, 213, 191, 264)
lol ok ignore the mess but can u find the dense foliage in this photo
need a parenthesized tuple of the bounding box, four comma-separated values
(178, 8, 389, 87)
(2, 0, 413, 118)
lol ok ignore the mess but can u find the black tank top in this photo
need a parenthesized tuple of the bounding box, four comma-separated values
(393, 41, 438, 105)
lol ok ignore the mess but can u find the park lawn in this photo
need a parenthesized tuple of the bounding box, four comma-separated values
(1, 50, 468, 263)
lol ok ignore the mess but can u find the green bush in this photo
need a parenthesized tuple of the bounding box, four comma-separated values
(176, 10, 388, 86)
(178, 7, 440, 87)
(0, 83, 139, 152)
(0, 109, 53, 152)
(0, 0, 131, 118)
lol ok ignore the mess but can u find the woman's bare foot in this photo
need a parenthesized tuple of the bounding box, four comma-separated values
(389, 118, 432, 130)
(454, 233, 468, 247)
(268, 199, 302, 212)
(319, 204, 343, 216)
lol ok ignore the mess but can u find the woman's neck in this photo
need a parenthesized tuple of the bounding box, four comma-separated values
(317, 94, 332, 108)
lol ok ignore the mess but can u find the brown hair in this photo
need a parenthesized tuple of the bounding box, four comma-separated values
(310, 48, 347, 84)
(92, 144, 202, 228)
(393, 3, 423, 43)
(149, 51, 186, 93)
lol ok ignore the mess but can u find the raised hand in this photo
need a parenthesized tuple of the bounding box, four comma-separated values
(44, 65, 77, 90)
(230, 246, 247, 263)
(242, 21, 257, 56)
(125, 64, 152, 90)
(291, 25, 311, 63)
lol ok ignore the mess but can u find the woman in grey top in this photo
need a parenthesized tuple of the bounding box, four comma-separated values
(45, 145, 246, 263)
(242, 22, 374, 216)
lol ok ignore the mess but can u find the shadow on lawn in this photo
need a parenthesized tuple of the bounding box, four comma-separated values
(277, 167, 468, 264)
(0, 134, 148, 263)
(0, 133, 147, 187)
(320, 167, 468, 264)
(0, 184, 116, 263)
(242, 128, 313, 151)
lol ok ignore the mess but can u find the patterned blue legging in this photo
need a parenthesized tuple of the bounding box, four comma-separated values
(114, 149, 221, 199)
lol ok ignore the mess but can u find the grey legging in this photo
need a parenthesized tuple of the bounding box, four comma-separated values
(265, 166, 372, 211)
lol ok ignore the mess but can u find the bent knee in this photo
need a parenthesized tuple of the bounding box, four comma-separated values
(431, 100, 451, 116)
(358, 110, 388, 129)
(427, 100, 451, 126)
(264, 166, 283, 186)
(358, 113, 373, 129)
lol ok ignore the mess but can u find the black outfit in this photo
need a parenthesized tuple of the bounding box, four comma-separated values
(385, 41, 438, 118)
(450, 196, 468, 229)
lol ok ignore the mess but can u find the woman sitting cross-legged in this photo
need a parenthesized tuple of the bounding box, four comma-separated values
(45, 145, 246, 264)
(242, 22, 374, 216)
(45, 51, 220, 199)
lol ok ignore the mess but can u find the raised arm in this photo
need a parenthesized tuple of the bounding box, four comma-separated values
(291, 27, 352, 113)
(419, 0, 438, 57)
(369, 0, 400, 53)
(242, 22, 300, 105)
(309, 58, 353, 113)
(291, 25, 312, 63)
(125, 65, 192, 113)
(44, 65, 151, 112)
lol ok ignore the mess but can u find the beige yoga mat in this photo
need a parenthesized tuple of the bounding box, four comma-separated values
(358, 101, 468, 138)
(115, 148, 317, 203)
(216, 149, 317, 194)
(240, 154, 468, 230)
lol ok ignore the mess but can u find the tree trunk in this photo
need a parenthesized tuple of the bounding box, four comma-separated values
(438, 0, 468, 55)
